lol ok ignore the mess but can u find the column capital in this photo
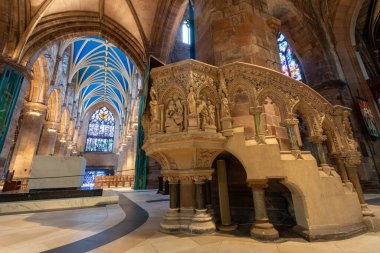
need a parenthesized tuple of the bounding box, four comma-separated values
(247, 179, 268, 190)
(331, 152, 347, 160)
(344, 152, 361, 168)
(308, 135, 327, 143)
(281, 118, 299, 127)
(249, 106, 263, 115)
(24, 102, 47, 115)
(192, 175, 212, 183)
(163, 175, 180, 183)
(179, 175, 193, 184)
(44, 121, 60, 130)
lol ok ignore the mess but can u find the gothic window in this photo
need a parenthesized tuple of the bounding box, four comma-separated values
(277, 33, 305, 82)
(182, 19, 191, 45)
(85, 106, 115, 152)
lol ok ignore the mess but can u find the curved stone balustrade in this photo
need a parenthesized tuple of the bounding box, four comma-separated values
(142, 59, 371, 241)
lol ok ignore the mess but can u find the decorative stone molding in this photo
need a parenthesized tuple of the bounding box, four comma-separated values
(266, 16, 282, 34)
(308, 135, 327, 144)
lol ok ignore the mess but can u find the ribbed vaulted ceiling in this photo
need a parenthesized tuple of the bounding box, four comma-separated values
(69, 36, 135, 118)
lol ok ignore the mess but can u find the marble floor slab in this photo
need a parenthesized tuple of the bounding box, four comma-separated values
(0, 189, 379, 253)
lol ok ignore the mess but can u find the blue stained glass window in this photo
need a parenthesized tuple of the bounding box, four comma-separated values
(85, 106, 115, 152)
(277, 33, 305, 82)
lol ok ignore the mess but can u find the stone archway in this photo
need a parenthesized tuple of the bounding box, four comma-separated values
(19, 12, 146, 72)
(211, 152, 253, 234)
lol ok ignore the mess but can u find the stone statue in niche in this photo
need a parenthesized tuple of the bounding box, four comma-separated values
(207, 100, 216, 127)
(221, 96, 230, 118)
(197, 96, 208, 130)
(187, 85, 197, 116)
(218, 70, 230, 118)
(196, 96, 216, 131)
(165, 94, 183, 133)
(149, 87, 160, 133)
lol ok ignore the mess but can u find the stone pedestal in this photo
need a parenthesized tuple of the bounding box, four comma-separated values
(160, 179, 180, 233)
(189, 178, 215, 234)
(221, 117, 233, 136)
(188, 116, 198, 132)
(248, 180, 279, 241)
(204, 125, 217, 133)
(180, 177, 195, 231)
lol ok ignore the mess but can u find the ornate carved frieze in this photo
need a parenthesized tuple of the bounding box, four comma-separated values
(146, 59, 361, 175)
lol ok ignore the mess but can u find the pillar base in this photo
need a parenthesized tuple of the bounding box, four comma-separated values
(159, 208, 180, 233)
(217, 223, 238, 232)
(206, 204, 216, 222)
(180, 208, 195, 232)
(189, 209, 216, 234)
(250, 220, 279, 241)
(361, 204, 375, 217)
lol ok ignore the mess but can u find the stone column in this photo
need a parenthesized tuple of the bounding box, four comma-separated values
(159, 104, 165, 133)
(160, 176, 180, 233)
(205, 179, 215, 217)
(37, 121, 59, 155)
(308, 135, 328, 167)
(194, 0, 281, 69)
(190, 175, 216, 234)
(248, 179, 279, 241)
(281, 118, 300, 150)
(216, 160, 237, 231)
(250, 106, 265, 143)
(9, 102, 47, 178)
(344, 154, 374, 216)
(54, 133, 67, 156)
(332, 153, 350, 184)
(179, 176, 195, 231)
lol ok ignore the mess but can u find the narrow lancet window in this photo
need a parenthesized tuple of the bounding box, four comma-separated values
(277, 33, 305, 82)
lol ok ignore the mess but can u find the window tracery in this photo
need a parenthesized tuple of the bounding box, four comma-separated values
(85, 106, 115, 152)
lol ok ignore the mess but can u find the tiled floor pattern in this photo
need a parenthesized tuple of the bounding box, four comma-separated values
(0, 189, 380, 252)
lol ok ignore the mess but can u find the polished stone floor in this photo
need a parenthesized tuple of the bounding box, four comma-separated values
(0, 189, 379, 253)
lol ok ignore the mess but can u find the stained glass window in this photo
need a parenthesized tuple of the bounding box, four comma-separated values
(85, 106, 115, 152)
(277, 33, 305, 82)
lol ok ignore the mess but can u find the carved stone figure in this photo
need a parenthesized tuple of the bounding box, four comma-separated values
(150, 88, 159, 121)
(173, 95, 184, 127)
(187, 86, 197, 116)
(165, 100, 176, 128)
(165, 95, 184, 132)
(207, 100, 216, 127)
(197, 96, 208, 129)
(220, 97, 230, 118)
(149, 87, 160, 133)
